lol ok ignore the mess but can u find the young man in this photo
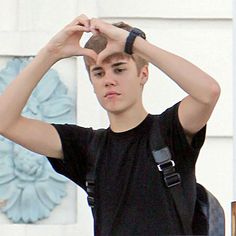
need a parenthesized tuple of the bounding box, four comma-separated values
(0, 14, 220, 235)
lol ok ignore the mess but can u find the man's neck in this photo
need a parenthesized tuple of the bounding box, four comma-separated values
(108, 107, 148, 133)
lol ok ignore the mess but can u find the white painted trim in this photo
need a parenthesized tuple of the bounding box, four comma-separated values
(233, 0, 236, 199)
(0, 31, 52, 56)
(97, 0, 232, 19)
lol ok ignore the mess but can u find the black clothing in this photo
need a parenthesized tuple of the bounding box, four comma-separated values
(47, 103, 206, 235)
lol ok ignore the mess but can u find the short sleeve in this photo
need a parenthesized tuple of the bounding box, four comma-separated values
(158, 102, 206, 168)
(47, 124, 93, 190)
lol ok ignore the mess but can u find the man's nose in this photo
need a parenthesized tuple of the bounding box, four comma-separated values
(104, 73, 117, 87)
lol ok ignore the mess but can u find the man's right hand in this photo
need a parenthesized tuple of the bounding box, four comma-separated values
(45, 14, 97, 61)
(0, 15, 99, 160)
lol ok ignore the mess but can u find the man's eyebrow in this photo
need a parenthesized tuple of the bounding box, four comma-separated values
(91, 62, 127, 72)
(112, 62, 127, 67)
(91, 66, 103, 72)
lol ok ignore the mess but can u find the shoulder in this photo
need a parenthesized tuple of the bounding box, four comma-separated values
(149, 102, 180, 135)
(158, 102, 180, 124)
(89, 128, 108, 146)
(151, 102, 206, 163)
(52, 123, 109, 146)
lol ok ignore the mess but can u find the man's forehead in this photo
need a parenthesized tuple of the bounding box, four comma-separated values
(90, 53, 131, 70)
(102, 52, 130, 63)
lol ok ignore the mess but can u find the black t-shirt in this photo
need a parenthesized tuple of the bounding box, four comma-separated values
(47, 103, 206, 236)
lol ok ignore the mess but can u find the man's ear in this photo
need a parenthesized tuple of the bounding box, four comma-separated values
(139, 65, 149, 85)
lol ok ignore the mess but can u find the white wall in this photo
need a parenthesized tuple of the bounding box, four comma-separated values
(0, 0, 233, 235)
(233, 0, 236, 233)
(234, 0, 236, 200)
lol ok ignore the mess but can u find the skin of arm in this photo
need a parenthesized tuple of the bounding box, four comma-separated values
(0, 50, 63, 158)
(90, 19, 221, 136)
(0, 14, 97, 159)
(133, 38, 221, 136)
(0, 14, 220, 159)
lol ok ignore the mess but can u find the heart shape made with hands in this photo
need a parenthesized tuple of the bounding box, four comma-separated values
(52, 16, 128, 65)
(76, 18, 128, 65)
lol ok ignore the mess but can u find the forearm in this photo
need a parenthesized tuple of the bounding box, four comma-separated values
(0, 47, 58, 132)
(0, 14, 96, 134)
(133, 37, 220, 104)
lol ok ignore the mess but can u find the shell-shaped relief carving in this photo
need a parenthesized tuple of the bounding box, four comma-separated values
(0, 57, 76, 223)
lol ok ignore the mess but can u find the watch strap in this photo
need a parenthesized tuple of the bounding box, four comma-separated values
(124, 28, 146, 55)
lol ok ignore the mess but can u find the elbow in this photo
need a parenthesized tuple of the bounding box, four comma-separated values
(205, 79, 221, 105)
(0, 128, 6, 136)
(0, 118, 5, 135)
(211, 80, 221, 103)
(0, 122, 8, 135)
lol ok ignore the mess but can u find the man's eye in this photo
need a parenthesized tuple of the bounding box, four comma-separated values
(94, 72, 104, 78)
(114, 68, 126, 73)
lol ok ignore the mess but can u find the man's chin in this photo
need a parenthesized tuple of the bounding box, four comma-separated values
(105, 107, 125, 115)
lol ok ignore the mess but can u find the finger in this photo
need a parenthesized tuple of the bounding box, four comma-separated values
(90, 18, 107, 35)
(70, 14, 89, 24)
(90, 18, 128, 43)
(90, 27, 100, 36)
(81, 48, 98, 62)
(70, 14, 90, 29)
(65, 25, 90, 35)
(96, 47, 115, 65)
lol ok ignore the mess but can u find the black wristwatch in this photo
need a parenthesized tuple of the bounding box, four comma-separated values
(124, 28, 146, 55)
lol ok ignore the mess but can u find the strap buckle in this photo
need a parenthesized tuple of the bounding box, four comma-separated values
(164, 173, 181, 188)
(87, 196, 95, 208)
(86, 180, 95, 208)
(157, 160, 181, 188)
(157, 160, 175, 171)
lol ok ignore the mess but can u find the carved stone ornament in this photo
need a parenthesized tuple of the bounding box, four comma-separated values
(0, 57, 76, 223)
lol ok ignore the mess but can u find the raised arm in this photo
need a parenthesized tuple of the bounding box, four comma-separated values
(0, 15, 97, 158)
(90, 19, 220, 136)
(133, 38, 220, 136)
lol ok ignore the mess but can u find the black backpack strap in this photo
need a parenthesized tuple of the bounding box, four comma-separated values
(86, 129, 106, 212)
(150, 117, 193, 235)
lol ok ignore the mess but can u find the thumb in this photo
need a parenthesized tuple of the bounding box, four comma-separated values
(81, 48, 98, 62)
(96, 47, 115, 65)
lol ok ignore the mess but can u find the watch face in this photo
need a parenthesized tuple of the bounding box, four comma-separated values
(132, 28, 146, 39)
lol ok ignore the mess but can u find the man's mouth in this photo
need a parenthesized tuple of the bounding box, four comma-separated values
(104, 91, 121, 98)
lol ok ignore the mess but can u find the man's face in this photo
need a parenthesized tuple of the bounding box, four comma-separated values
(89, 54, 147, 115)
